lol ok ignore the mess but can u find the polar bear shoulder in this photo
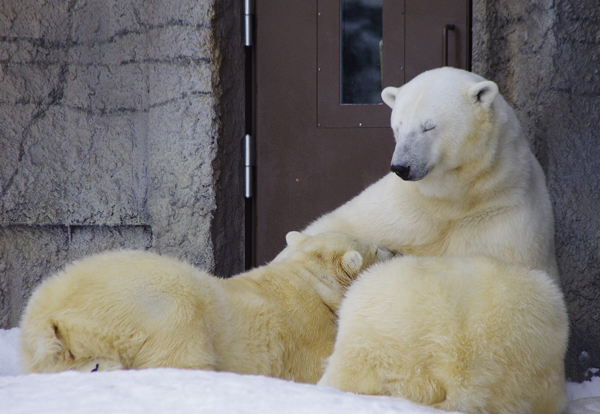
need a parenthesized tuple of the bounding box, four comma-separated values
(319, 255, 568, 414)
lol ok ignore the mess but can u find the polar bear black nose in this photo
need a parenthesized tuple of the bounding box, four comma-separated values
(391, 164, 411, 180)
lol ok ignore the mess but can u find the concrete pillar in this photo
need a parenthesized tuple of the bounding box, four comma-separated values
(473, 0, 600, 382)
(0, 0, 244, 327)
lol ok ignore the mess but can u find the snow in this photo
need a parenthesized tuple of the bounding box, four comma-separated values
(0, 327, 21, 377)
(567, 376, 600, 401)
(1, 328, 599, 414)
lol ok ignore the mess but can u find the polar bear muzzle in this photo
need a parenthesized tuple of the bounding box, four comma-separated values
(391, 164, 411, 180)
(390, 162, 430, 181)
(390, 131, 433, 181)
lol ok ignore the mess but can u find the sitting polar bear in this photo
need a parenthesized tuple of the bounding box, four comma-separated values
(277, 67, 558, 281)
(318, 255, 569, 414)
(20, 232, 391, 382)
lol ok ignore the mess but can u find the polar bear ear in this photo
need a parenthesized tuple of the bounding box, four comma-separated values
(285, 231, 310, 248)
(468, 80, 499, 108)
(341, 251, 364, 276)
(381, 87, 399, 108)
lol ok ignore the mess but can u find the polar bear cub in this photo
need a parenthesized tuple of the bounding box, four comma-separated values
(318, 255, 569, 414)
(20, 232, 391, 382)
(278, 67, 558, 281)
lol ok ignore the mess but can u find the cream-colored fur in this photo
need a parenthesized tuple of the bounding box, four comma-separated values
(20, 231, 391, 382)
(275, 67, 558, 281)
(318, 255, 569, 414)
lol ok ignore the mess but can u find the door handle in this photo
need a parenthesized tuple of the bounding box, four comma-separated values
(442, 24, 456, 67)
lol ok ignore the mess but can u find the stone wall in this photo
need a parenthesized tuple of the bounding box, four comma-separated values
(0, 0, 244, 328)
(473, 0, 600, 382)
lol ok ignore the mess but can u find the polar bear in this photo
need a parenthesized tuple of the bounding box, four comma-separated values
(318, 255, 569, 414)
(20, 231, 391, 382)
(275, 67, 558, 281)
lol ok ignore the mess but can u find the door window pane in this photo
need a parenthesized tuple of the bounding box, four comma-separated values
(340, 0, 383, 104)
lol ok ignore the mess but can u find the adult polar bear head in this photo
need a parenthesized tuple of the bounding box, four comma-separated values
(382, 68, 520, 198)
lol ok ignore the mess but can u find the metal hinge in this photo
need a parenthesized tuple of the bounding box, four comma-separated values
(244, 134, 255, 198)
(244, 0, 255, 47)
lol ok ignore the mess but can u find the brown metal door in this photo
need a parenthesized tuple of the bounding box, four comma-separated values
(252, 0, 470, 266)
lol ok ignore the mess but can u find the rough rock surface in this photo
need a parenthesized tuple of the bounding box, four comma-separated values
(0, 0, 244, 327)
(473, 0, 600, 382)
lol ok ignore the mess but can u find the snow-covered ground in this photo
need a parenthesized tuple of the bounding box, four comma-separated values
(1, 328, 599, 414)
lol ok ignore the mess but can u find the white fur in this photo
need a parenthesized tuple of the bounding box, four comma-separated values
(276, 67, 558, 281)
(19, 232, 391, 383)
(319, 255, 569, 414)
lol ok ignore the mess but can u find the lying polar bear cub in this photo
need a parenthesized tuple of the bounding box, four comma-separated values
(20, 231, 391, 383)
(318, 255, 569, 414)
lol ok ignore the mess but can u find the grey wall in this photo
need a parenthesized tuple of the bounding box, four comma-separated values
(0, 0, 244, 327)
(473, 0, 600, 382)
